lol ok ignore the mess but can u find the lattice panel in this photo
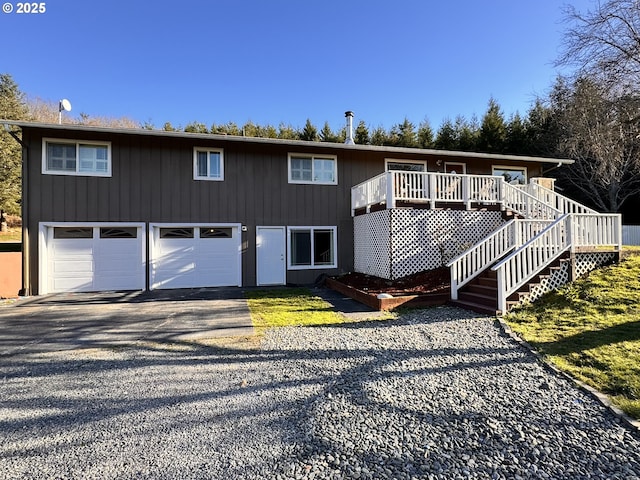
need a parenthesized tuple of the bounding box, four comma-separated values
(514, 261, 571, 308)
(389, 209, 504, 279)
(574, 252, 617, 278)
(353, 210, 392, 279)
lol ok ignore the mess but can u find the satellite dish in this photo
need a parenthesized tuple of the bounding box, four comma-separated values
(60, 99, 72, 112)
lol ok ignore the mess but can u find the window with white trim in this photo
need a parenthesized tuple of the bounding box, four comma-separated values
(43, 139, 111, 176)
(194, 148, 224, 181)
(288, 154, 337, 184)
(287, 227, 337, 269)
(492, 166, 527, 185)
(385, 159, 427, 172)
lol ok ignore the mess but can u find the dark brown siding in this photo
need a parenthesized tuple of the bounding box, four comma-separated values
(22, 127, 548, 293)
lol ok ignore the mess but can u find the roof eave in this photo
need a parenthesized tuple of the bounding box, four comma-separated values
(1, 120, 575, 165)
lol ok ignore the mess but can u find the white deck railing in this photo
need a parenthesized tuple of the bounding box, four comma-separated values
(571, 213, 622, 249)
(447, 219, 554, 297)
(351, 172, 504, 215)
(351, 171, 566, 218)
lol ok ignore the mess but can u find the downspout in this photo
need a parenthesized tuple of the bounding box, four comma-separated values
(5, 126, 29, 296)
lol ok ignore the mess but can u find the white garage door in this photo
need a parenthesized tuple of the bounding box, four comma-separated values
(45, 224, 145, 293)
(151, 224, 241, 289)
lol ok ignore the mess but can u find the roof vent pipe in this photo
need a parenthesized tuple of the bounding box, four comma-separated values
(345, 111, 355, 145)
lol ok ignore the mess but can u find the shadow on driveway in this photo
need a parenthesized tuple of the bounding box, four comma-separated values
(0, 288, 254, 356)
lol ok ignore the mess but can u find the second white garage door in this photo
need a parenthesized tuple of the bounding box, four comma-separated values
(150, 224, 242, 289)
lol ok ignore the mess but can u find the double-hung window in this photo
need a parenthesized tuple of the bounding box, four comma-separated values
(43, 139, 111, 176)
(287, 227, 337, 269)
(194, 148, 224, 181)
(288, 154, 337, 184)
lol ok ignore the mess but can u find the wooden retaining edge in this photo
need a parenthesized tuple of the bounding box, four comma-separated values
(325, 276, 449, 311)
(496, 317, 640, 436)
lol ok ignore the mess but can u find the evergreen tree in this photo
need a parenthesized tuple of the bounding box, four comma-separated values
(455, 115, 479, 151)
(369, 125, 389, 146)
(504, 112, 529, 154)
(184, 121, 209, 134)
(434, 118, 458, 150)
(300, 119, 318, 141)
(277, 123, 300, 140)
(417, 119, 434, 149)
(390, 118, 418, 147)
(0, 73, 29, 215)
(354, 121, 370, 145)
(478, 97, 507, 153)
(319, 121, 339, 142)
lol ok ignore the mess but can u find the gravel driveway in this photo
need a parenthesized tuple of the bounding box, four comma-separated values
(1, 307, 639, 479)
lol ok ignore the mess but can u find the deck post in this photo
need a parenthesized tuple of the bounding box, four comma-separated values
(429, 174, 437, 209)
(386, 171, 395, 209)
(463, 176, 471, 210)
(496, 268, 506, 314)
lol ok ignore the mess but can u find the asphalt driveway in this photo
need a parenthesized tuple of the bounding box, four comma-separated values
(0, 288, 254, 356)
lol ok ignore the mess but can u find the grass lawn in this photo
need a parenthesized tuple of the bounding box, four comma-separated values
(246, 288, 345, 334)
(505, 250, 640, 419)
(0, 228, 21, 242)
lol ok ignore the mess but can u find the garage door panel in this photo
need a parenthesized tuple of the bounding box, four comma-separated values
(52, 240, 93, 256)
(52, 276, 94, 292)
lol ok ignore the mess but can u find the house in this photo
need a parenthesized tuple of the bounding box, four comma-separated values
(3, 118, 621, 313)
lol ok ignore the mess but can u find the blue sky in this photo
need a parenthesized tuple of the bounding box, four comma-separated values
(1, 0, 593, 132)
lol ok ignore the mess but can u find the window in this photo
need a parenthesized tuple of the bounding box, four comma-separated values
(200, 227, 232, 238)
(43, 139, 111, 176)
(159, 228, 194, 238)
(288, 154, 337, 184)
(287, 227, 337, 269)
(53, 227, 93, 239)
(100, 227, 137, 239)
(492, 166, 527, 185)
(385, 159, 427, 172)
(194, 148, 224, 181)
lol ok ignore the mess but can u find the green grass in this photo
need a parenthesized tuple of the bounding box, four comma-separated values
(246, 288, 344, 334)
(0, 228, 21, 242)
(505, 253, 640, 419)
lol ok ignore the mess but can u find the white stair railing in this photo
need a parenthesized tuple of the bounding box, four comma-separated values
(501, 182, 561, 219)
(447, 219, 554, 299)
(492, 215, 571, 313)
(522, 183, 598, 214)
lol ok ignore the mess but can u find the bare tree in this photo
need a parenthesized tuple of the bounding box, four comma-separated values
(551, 77, 640, 212)
(557, 0, 640, 90)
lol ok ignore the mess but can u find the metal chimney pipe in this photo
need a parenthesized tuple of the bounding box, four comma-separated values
(345, 111, 355, 145)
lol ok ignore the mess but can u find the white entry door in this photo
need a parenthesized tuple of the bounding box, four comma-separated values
(256, 226, 286, 285)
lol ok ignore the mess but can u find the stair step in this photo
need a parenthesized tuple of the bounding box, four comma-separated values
(458, 291, 497, 308)
(449, 299, 499, 316)
(467, 284, 497, 296)
(475, 276, 497, 287)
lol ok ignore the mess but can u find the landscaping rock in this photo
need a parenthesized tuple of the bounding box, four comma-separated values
(0, 307, 638, 479)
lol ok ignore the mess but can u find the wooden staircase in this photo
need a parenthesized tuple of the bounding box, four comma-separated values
(449, 269, 499, 315)
(449, 253, 571, 315)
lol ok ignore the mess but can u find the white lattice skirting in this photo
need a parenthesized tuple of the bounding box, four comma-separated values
(354, 209, 505, 279)
(511, 251, 618, 309)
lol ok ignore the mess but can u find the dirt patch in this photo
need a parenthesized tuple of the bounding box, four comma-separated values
(334, 268, 450, 296)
